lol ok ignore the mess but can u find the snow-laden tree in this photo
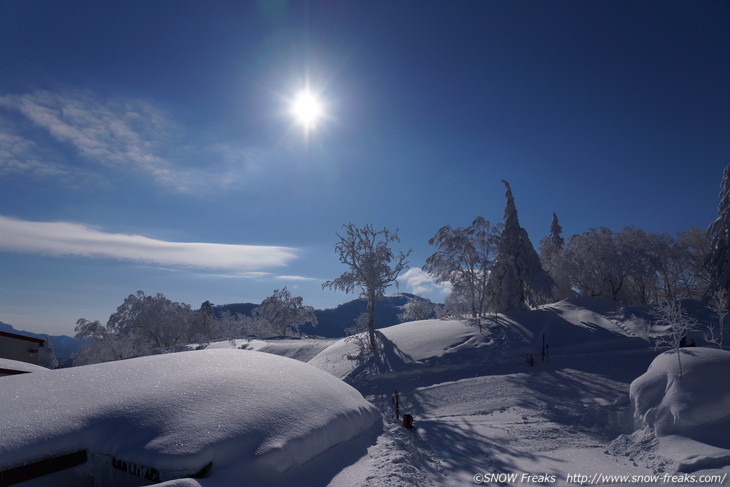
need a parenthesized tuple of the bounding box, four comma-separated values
(563, 227, 625, 301)
(539, 213, 573, 300)
(215, 311, 274, 343)
(38, 335, 59, 369)
(74, 291, 196, 364)
(705, 288, 728, 350)
(676, 227, 712, 300)
(488, 181, 555, 312)
(253, 287, 318, 336)
(424, 216, 500, 326)
(397, 296, 437, 322)
(106, 291, 193, 353)
(706, 165, 730, 298)
(616, 227, 661, 305)
(652, 300, 699, 379)
(323, 223, 411, 350)
(74, 318, 137, 364)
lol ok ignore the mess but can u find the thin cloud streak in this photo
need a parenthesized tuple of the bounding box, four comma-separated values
(276, 275, 319, 281)
(0, 215, 298, 272)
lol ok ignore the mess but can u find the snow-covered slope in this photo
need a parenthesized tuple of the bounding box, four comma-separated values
(4, 297, 729, 486)
(0, 349, 380, 486)
(310, 298, 650, 387)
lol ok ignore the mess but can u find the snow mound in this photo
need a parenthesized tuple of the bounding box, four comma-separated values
(199, 337, 336, 363)
(0, 357, 48, 374)
(308, 320, 486, 381)
(0, 349, 380, 483)
(630, 347, 730, 448)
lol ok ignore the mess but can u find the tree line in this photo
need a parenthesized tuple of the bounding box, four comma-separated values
(73, 288, 317, 365)
(74, 166, 730, 361)
(324, 168, 730, 349)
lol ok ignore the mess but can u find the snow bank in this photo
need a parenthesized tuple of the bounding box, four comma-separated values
(0, 349, 380, 483)
(308, 319, 482, 381)
(0, 357, 48, 374)
(630, 347, 730, 448)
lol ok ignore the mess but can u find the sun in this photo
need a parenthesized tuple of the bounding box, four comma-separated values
(290, 89, 324, 130)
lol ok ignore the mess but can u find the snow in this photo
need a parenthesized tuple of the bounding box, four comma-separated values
(307, 319, 486, 382)
(4, 297, 730, 486)
(630, 348, 730, 448)
(0, 349, 380, 485)
(0, 357, 48, 374)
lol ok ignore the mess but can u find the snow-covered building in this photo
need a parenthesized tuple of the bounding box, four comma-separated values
(0, 331, 45, 375)
(0, 349, 380, 486)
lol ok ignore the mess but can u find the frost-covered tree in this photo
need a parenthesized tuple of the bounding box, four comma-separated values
(652, 300, 699, 379)
(397, 296, 437, 322)
(564, 227, 625, 301)
(676, 227, 712, 300)
(539, 213, 572, 300)
(488, 181, 555, 312)
(38, 335, 59, 369)
(74, 291, 197, 364)
(705, 288, 728, 350)
(616, 227, 660, 305)
(253, 287, 318, 336)
(424, 216, 500, 326)
(74, 318, 135, 364)
(706, 165, 730, 297)
(323, 223, 411, 350)
(107, 291, 193, 353)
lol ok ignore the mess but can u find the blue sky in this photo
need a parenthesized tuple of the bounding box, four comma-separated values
(1, 1, 728, 336)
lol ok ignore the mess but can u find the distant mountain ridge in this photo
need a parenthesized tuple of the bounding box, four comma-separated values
(215, 293, 436, 338)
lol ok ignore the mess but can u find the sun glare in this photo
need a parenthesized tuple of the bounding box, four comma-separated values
(290, 90, 324, 130)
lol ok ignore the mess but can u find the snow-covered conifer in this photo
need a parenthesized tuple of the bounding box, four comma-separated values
(539, 213, 572, 300)
(488, 181, 555, 312)
(706, 164, 730, 297)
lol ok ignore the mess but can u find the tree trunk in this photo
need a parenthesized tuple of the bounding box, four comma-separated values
(367, 293, 377, 350)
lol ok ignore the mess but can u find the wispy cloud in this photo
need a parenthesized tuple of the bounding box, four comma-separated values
(0, 90, 204, 192)
(0, 90, 288, 194)
(0, 215, 298, 272)
(276, 275, 319, 281)
(0, 129, 71, 178)
(399, 267, 451, 296)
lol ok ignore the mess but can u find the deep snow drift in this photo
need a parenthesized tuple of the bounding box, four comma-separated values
(0, 349, 380, 485)
(0, 357, 48, 374)
(631, 348, 730, 444)
(608, 348, 730, 475)
(3, 297, 730, 486)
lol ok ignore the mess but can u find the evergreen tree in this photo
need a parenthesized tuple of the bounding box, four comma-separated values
(539, 213, 572, 300)
(706, 164, 730, 298)
(488, 180, 555, 312)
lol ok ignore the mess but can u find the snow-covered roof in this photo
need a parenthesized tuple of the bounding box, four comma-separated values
(0, 357, 48, 375)
(0, 349, 380, 484)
